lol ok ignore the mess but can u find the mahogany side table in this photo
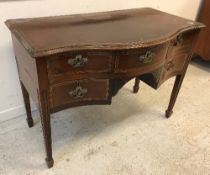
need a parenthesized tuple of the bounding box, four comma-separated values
(5, 8, 204, 168)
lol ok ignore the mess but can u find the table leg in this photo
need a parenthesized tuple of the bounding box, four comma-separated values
(39, 91, 54, 168)
(133, 78, 140, 93)
(165, 53, 193, 118)
(165, 74, 186, 118)
(20, 82, 34, 128)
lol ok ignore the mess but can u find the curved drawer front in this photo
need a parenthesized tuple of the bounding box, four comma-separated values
(161, 53, 188, 82)
(115, 44, 168, 73)
(47, 52, 112, 84)
(49, 79, 109, 108)
(167, 30, 195, 58)
(160, 30, 195, 83)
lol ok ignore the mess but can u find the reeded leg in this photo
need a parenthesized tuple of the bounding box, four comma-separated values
(39, 91, 54, 168)
(20, 82, 34, 127)
(165, 74, 185, 118)
(133, 78, 140, 93)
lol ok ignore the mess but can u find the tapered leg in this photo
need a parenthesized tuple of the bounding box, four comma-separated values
(20, 82, 34, 128)
(166, 53, 193, 118)
(39, 91, 54, 168)
(165, 74, 185, 118)
(133, 78, 140, 93)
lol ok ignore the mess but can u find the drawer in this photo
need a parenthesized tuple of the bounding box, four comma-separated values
(47, 52, 112, 83)
(116, 44, 168, 72)
(49, 79, 109, 108)
(167, 30, 195, 58)
(161, 53, 188, 82)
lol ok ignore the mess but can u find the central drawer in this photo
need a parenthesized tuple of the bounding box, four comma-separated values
(115, 44, 168, 73)
(47, 51, 112, 84)
(48, 79, 109, 109)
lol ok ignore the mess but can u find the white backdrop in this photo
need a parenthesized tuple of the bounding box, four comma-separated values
(0, 0, 201, 122)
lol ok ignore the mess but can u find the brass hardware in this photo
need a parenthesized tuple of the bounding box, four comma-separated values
(69, 85, 88, 99)
(139, 51, 154, 63)
(166, 61, 174, 71)
(68, 54, 88, 68)
(173, 34, 183, 46)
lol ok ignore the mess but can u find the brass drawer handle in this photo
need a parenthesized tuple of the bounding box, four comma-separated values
(68, 54, 88, 68)
(173, 34, 183, 46)
(166, 61, 175, 71)
(139, 51, 154, 63)
(69, 85, 88, 99)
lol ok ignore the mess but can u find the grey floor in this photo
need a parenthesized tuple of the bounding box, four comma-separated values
(0, 60, 210, 175)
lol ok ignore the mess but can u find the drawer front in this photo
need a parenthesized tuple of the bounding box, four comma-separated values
(49, 79, 109, 108)
(161, 53, 188, 81)
(116, 44, 167, 72)
(167, 31, 195, 58)
(47, 52, 112, 83)
(160, 31, 195, 82)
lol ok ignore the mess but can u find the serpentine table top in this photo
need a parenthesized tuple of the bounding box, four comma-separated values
(6, 8, 203, 57)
